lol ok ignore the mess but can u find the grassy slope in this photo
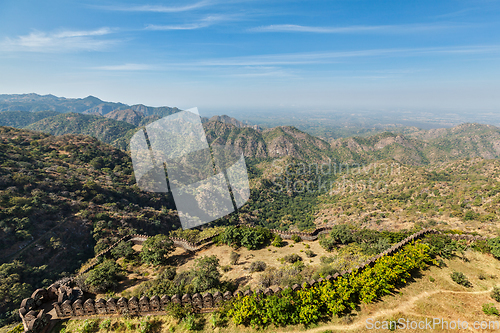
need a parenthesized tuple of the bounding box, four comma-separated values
(54, 251, 500, 333)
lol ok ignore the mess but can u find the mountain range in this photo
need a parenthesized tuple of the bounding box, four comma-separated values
(1, 94, 500, 166)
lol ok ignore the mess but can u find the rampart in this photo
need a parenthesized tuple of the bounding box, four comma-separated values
(17, 227, 487, 333)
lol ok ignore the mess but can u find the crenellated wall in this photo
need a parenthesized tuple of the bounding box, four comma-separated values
(17, 226, 487, 333)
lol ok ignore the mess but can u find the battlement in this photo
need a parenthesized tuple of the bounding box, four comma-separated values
(18, 227, 485, 333)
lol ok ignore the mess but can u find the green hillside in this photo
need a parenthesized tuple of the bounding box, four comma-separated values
(25, 113, 136, 147)
(0, 127, 179, 325)
(0, 110, 60, 128)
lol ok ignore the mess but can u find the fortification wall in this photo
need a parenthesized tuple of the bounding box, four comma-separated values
(17, 226, 487, 333)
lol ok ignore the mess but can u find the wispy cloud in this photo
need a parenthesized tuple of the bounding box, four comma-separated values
(0, 27, 118, 53)
(96, 1, 211, 13)
(249, 23, 469, 34)
(192, 45, 500, 66)
(145, 15, 231, 30)
(92, 63, 154, 71)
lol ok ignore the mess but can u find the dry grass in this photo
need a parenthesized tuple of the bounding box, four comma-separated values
(58, 250, 500, 333)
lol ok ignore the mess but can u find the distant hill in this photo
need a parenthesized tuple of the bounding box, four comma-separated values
(104, 108, 161, 126)
(0, 93, 183, 117)
(0, 110, 60, 127)
(25, 112, 136, 148)
(330, 123, 500, 165)
(204, 121, 331, 160)
(0, 93, 128, 113)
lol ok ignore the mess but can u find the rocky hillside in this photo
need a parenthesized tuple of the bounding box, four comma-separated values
(330, 123, 500, 165)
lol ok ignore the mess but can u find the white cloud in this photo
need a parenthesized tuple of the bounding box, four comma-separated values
(0, 28, 118, 53)
(92, 63, 154, 71)
(192, 45, 500, 66)
(249, 23, 469, 34)
(145, 15, 231, 30)
(97, 1, 211, 13)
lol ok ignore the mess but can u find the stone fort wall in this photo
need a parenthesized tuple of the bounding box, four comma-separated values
(17, 226, 487, 333)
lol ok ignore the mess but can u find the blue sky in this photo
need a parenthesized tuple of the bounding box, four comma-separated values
(0, 0, 499, 115)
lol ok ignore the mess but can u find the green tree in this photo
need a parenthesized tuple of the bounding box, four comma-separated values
(111, 241, 135, 260)
(140, 235, 175, 266)
(85, 260, 123, 293)
(489, 237, 500, 259)
(191, 255, 221, 293)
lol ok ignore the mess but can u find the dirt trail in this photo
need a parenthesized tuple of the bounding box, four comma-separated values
(292, 288, 495, 333)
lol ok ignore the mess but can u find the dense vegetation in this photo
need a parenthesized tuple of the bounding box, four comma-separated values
(0, 127, 178, 325)
(227, 242, 433, 328)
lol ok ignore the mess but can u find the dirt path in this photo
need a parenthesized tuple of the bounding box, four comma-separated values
(295, 288, 495, 333)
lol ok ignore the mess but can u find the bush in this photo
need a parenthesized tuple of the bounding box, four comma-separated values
(183, 314, 197, 331)
(221, 265, 232, 273)
(99, 319, 111, 330)
(229, 251, 240, 265)
(80, 319, 99, 333)
(272, 234, 285, 247)
(491, 286, 500, 302)
(489, 237, 500, 259)
(249, 261, 267, 273)
(319, 234, 336, 252)
(291, 235, 302, 243)
(191, 255, 221, 293)
(228, 242, 433, 328)
(305, 250, 316, 258)
(85, 260, 123, 293)
(219, 226, 272, 250)
(329, 224, 354, 244)
(140, 235, 175, 266)
(450, 271, 472, 288)
(483, 303, 499, 316)
(282, 254, 302, 264)
(111, 241, 135, 260)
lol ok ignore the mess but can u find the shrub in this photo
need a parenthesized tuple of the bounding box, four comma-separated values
(489, 237, 500, 259)
(483, 303, 499, 316)
(228, 242, 433, 328)
(221, 265, 232, 273)
(209, 312, 227, 328)
(219, 226, 272, 250)
(165, 302, 191, 321)
(183, 314, 196, 331)
(249, 261, 267, 273)
(229, 251, 240, 265)
(305, 250, 316, 258)
(291, 235, 302, 243)
(111, 241, 135, 260)
(283, 254, 302, 264)
(272, 234, 285, 247)
(491, 286, 500, 302)
(329, 224, 354, 244)
(85, 260, 123, 293)
(140, 235, 175, 266)
(99, 319, 111, 330)
(450, 271, 472, 288)
(191, 255, 221, 293)
(319, 234, 336, 252)
(80, 319, 99, 333)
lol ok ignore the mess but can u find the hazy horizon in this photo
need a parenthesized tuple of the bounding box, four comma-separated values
(1, 0, 499, 113)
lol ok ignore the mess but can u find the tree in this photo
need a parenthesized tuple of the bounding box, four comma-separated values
(111, 241, 135, 260)
(489, 237, 500, 259)
(85, 260, 123, 292)
(191, 255, 221, 292)
(272, 234, 284, 247)
(329, 224, 354, 244)
(140, 235, 175, 266)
